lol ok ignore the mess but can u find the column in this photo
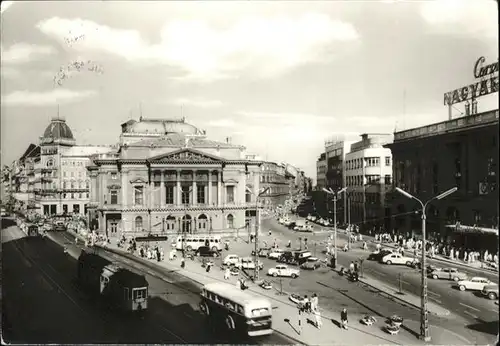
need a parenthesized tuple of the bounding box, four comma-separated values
(176, 170, 181, 206)
(192, 170, 197, 206)
(208, 170, 212, 206)
(160, 171, 165, 207)
(121, 170, 128, 208)
(217, 170, 222, 206)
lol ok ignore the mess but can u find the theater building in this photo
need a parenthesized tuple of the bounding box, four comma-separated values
(385, 109, 498, 251)
(87, 117, 262, 238)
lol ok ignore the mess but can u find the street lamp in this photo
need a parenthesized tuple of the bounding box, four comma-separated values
(322, 187, 347, 265)
(246, 186, 270, 282)
(395, 186, 457, 342)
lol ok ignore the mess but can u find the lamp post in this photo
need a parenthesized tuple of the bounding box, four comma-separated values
(395, 186, 457, 342)
(323, 187, 347, 264)
(246, 186, 270, 282)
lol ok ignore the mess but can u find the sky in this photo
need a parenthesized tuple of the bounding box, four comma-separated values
(1, 0, 498, 181)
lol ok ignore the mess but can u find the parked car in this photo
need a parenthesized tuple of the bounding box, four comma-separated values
(367, 249, 393, 261)
(287, 222, 297, 230)
(223, 254, 240, 266)
(234, 257, 264, 270)
(429, 267, 468, 281)
(251, 248, 269, 258)
(267, 264, 300, 278)
(289, 293, 307, 305)
(196, 246, 220, 257)
(456, 277, 497, 291)
(268, 248, 285, 260)
(381, 253, 416, 265)
(481, 284, 499, 300)
(300, 257, 321, 270)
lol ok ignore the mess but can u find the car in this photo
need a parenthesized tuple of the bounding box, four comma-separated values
(267, 264, 300, 278)
(300, 257, 321, 270)
(481, 284, 499, 300)
(234, 257, 264, 270)
(367, 249, 393, 261)
(289, 293, 307, 305)
(456, 277, 497, 291)
(429, 267, 468, 281)
(251, 248, 269, 258)
(196, 246, 220, 258)
(223, 254, 240, 266)
(268, 248, 285, 259)
(381, 253, 416, 265)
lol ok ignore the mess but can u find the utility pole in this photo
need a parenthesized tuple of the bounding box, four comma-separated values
(323, 187, 346, 266)
(248, 186, 269, 282)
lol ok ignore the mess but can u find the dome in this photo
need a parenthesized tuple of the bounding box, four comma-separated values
(42, 117, 75, 140)
(125, 117, 203, 135)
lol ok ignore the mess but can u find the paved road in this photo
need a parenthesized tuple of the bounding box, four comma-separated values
(262, 217, 499, 324)
(1, 218, 294, 345)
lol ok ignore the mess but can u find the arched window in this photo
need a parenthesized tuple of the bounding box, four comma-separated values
(227, 214, 234, 229)
(63, 182, 67, 189)
(198, 214, 208, 229)
(135, 216, 143, 231)
(71, 182, 75, 189)
(165, 215, 176, 231)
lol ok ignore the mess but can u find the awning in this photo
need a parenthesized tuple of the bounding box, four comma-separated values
(445, 224, 499, 236)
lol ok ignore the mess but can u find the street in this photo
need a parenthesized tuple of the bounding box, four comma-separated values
(227, 217, 498, 343)
(1, 218, 294, 345)
(263, 217, 499, 322)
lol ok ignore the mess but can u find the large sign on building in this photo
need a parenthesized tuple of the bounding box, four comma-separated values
(443, 56, 499, 106)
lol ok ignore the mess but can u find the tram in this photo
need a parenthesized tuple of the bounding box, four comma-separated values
(77, 251, 149, 312)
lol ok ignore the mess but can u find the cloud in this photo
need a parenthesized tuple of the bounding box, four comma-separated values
(169, 98, 223, 108)
(237, 110, 336, 126)
(420, 0, 498, 39)
(207, 118, 237, 128)
(1, 43, 56, 64)
(2, 89, 97, 106)
(37, 14, 359, 80)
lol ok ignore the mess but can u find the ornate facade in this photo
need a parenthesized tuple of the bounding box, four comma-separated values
(87, 117, 263, 238)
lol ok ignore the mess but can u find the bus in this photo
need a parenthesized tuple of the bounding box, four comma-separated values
(199, 282, 273, 337)
(175, 235, 222, 252)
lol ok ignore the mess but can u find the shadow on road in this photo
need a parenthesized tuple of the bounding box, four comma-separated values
(465, 318, 499, 336)
(1, 217, 16, 230)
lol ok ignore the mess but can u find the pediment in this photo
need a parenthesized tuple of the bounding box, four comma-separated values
(225, 178, 238, 184)
(130, 177, 148, 184)
(148, 148, 222, 163)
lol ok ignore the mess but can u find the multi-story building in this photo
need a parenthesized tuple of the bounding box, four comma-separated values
(37, 116, 113, 216)
(324, 138, 355, 224)
(316, 152, 327, 190)
(384, 109, 498, 251)
(259, 161, 289, 208)
(87, 117, 263, 239)
(345, 133, 393, 229)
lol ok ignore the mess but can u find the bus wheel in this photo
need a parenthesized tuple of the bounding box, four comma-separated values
(226, 315, 236, 330)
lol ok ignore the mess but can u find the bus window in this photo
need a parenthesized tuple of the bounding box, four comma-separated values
(124, 287, 129, 300)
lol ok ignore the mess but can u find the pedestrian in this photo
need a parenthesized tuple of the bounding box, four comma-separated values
(224, 268, 231, 280)
(75, 237, 78, 245)
(354, 261, 359, 273)
(180, 257, 185, 268)
(311, 293, 319, 311)
(314, 308, 322, 329)
(349, 261, 355, 273)
(268, 230, 272, 236)
(206, 262, 211, 273)
(340, 308, 348, 330)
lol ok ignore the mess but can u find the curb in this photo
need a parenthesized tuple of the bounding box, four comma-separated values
(357, 276, 450, 317)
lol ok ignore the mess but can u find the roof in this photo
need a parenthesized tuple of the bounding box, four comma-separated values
(122, 117, 204, 135)
(43, 117, 74, 140)
(128, 132, 245, 149)
(203, 282, 271, 306)
(20, 144, 40, 161)
(63, 145, 115, 157)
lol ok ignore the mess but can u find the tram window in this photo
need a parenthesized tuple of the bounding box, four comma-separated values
(124, 288, 129, 300)
(134, 288, 146, 300)
(237, 305, 244, 314)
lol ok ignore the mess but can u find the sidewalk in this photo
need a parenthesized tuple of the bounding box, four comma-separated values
(67, 229, 468, 345)
(288, 215, 498, 275)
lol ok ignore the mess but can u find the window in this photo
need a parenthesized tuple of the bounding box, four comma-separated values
(71, 182, 75, 189)
(111, 173, 117, 180)
(71, 193, 74, 199)
(246, 191, 252, 203)
(46, 159, 54, 167)
(227, 214, 234, 228)
(384, 175, 391, 185)
(134, 186, 144, 205)
(64, 182, 68, 189)
(135, 216, 143, 231)
(71, 172, 74, 177)
(63, 172, 67, 177)
(110, 190, 118, 205)
(226, 186, 235, 203)
(165, 185, 174, 204)
(78, 172, 82, 178)
(385, 156, 391, 166)
(86, 181, 89, 189)
(197, 184, 205, 204)
(86, 193, 89, 198)
(182, 186, 191, 204)
(124, 288, 129, 301)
